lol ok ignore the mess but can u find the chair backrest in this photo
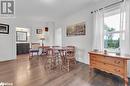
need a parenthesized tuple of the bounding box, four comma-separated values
(66, 46, 75, 52)
(66, 46, 75, 50)
(47, 48, 56, 58)
(31, 43, 40, 49)
(66, 46, 75, 57)
(66, 46, 74, 47)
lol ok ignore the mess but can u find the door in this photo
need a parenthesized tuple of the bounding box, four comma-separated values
(55, 28, 62, 46)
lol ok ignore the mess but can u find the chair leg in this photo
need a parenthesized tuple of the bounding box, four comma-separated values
(50, 58, 53, 69)
(74, 59, 77, 64)
(60, 64, 62, 70)
(29, 52, 32, 59)
(37, 52, 38, 56)
(67, 60, 70, 72)
(29, 53, 31, 59)
(44, 58, 49, 70)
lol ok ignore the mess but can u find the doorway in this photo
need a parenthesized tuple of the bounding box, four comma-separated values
(16, 27, 30, 59)
(55, 28, 62, 46)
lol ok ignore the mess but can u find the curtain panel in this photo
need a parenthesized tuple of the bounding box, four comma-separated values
(92, 10, 104, 51)
(120, 0, 130, 55)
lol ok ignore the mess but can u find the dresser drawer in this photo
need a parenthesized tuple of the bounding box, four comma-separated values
(90, 54, 104, 61)
(90, 54, 124, 67)
(90, 60, 108, 71)
(91, 60, 124, 77)
(104, 56, 124, 67)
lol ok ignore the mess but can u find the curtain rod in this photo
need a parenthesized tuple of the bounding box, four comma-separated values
(91, 0, 124, 14)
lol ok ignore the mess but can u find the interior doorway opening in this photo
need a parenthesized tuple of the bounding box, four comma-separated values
(16, 27, 30, 59)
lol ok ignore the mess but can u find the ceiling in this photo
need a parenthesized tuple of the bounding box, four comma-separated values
(16, 0, 117, 19)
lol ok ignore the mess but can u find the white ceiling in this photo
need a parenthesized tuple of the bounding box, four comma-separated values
(16, 0, 117, 19)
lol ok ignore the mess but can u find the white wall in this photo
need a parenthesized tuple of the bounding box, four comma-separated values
(30, 22, 55, 46)
(0, 18, 16, 61)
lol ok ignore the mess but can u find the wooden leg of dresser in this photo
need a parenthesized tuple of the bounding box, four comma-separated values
(89, 66, 93, 76)
(89, 65, 91, 73)
(88, 66, 95, 82)
(124, 77, 128, 86)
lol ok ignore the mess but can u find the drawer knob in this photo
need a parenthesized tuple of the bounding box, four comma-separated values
(93, 56, 96, 58)
(114, 61, 120, 64)
(114, 69, 120, 72)
(117, 61, 120, 64)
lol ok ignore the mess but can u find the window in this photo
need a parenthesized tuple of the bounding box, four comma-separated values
(16, 31, 27, 42)
(104, 9, 124, 53)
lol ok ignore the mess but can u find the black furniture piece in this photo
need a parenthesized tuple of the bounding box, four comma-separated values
(17, 43, 30, 55)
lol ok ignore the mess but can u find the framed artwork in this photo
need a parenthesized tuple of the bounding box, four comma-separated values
(66, 22, 86, 37)
(16, 31, 27, 42)
(45, 27, 48, 32)
(36, 29, 42, 34)
(0, 23, 9, 34)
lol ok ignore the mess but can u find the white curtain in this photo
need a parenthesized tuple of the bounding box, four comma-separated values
(120, 0, 130, 55)
(120, 0, 130, 78)
(92, 10, 104, 51)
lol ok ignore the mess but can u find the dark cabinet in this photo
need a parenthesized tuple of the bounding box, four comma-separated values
(17, 43, 30, 55)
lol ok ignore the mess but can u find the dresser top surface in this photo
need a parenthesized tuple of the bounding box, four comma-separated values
(89, 51, 130, 60)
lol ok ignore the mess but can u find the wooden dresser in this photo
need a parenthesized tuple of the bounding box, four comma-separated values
(89, 51, 130, 86)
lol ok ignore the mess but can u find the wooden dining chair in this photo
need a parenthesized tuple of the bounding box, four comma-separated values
(45, 48, 57, 70)
(29, 43, 40, 58)
(61, 46, 76, 72)
(52, 46, 61, 62)
(59, 49, 67, 70)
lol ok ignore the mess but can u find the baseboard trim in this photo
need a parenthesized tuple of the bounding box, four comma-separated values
(0, 59, 16, 63)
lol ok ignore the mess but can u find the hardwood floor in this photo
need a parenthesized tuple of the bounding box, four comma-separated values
(0, 54, 129, 86)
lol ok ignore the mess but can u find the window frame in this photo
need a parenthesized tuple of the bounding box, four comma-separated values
(103, 9, 125, 53)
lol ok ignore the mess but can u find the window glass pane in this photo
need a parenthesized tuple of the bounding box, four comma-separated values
(104, 33, 120, 52)
(104, 13, 120, 32)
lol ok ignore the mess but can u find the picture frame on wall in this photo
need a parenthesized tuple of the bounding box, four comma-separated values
(66, 22, 86, 37)
(36, 29, 42, 34)
(0, 23, 9, 34)
(45, 27, 48, 32)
